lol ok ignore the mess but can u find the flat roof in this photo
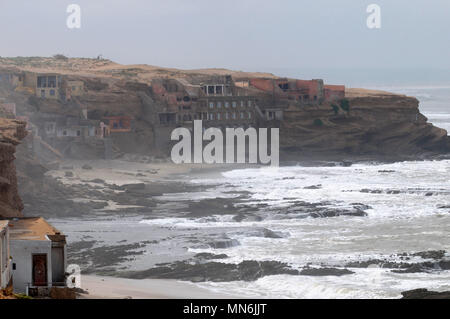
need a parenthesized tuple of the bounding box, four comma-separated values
(8, 217, 64, 241)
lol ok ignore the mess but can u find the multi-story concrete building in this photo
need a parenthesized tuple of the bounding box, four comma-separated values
(248, 77, 344, 104)
(36, 74, 62, 99)
(151, 75, 261, 129)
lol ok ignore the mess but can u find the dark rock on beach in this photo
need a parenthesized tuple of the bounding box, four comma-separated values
(64, 171, 74, 177)
(309, 208, 367, 218)
(343, 250, 449, 274)
(68, 241, 147, 273)
(304, 184, 322, 190)
(243, 228, 287, 239)
(278, 201, 369, 219)
(401, 289, 450, 299)
(299, 267, 354, 276)
(122, 260, 299, 282)
(412, 250, 446, 260)
(207, 238, 240, 249)
(194, 253, 229, 260)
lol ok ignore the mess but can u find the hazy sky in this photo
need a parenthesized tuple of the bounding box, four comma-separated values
(1, 0, 450, 73)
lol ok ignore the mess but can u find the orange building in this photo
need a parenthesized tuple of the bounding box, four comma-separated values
(249, 78, 344, 103)
(103, 116, 132, 132)
(324, 85, 345, 102)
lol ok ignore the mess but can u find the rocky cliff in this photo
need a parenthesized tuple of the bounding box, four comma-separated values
(0, 57, 449, 161)
(280, 88, 450, 160)
(0, 118, 27, 218)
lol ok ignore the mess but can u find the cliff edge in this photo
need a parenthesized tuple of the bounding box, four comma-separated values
(0, 57, 449, 161)
(281, 88, 449, 160)
(0, 118, 27, 218)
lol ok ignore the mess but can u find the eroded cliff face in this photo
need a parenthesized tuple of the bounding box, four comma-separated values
(280, 88, 449, 160)
(0, 118, 27, 218)
(1, 57, 449, 161)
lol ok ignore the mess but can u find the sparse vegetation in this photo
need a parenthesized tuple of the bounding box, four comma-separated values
(313, 118, 324, 126)
(331, 104, 339, 115)
(53, 54, 69, 61)
(339, 99, 350, 112)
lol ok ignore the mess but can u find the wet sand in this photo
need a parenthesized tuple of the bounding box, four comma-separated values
(50, 159, 257, 185)
(79, 275, 238, 299)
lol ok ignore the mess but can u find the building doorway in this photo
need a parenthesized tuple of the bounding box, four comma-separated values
(32, 254, 47, 286)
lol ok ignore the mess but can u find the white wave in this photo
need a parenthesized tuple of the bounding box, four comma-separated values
(194, 269, 450, 299)
(140, 160, 450, 298)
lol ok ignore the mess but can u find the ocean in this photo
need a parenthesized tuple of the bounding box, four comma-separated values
(50, 78, 450, 299)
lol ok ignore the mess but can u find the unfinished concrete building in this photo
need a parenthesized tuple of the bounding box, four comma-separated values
(248, 78, 344, 105)
(151, 75, 261, 129)
(36, 74, 62, 100)
(63, 80, 85, 101)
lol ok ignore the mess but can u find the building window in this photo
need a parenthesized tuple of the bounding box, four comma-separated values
(209, 102, 214, 109)
(77, 130, 81, 136)
(63, 130, 67, 136)
(248, 112, 252, 119)
(248, 100, 252, 107)
(50, 89, 55, 96)
(232, 113, 236, 119)
(48, 76, 57, 88)
(209, 113, 214, 120)
(225, 112, 229, 120)
(217, 102, 222, 108)
(225, 102, 230, 108)
(217, 113, 221, 120)
(241, 101, 244, 107)
(37, 76, 47, 88)
(232, 101, 237, 108)
(41, 90, 46, 98)
(46, 123, 54, 133)
(240, 112, 244, 119)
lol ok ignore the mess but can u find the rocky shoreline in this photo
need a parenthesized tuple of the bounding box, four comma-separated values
(13, 152, 450, 298)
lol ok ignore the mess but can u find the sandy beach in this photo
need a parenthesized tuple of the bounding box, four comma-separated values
(79, 275, 237, 299)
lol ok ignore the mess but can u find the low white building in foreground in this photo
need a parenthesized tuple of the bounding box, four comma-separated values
(0, 220, 12, 289)
(8, 217, 67, 295)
